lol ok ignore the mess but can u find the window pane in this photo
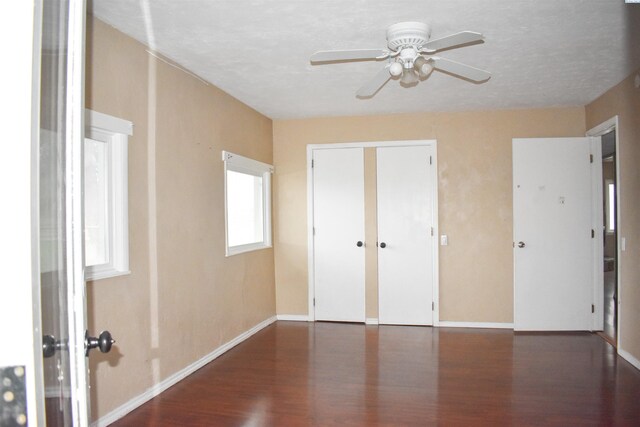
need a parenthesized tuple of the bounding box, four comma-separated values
(608, 183, 615, 231)
(227, 170, 264, 247)
(84, 137, 110, 266)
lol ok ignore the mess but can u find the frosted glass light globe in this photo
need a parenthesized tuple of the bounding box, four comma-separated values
(389, 62, 403, 77)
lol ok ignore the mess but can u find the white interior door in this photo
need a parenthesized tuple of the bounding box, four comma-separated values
(313, 148, 365, 322)
(39, 0, 91, 425)
(377, 145, 435, 325)
(513, 137, 594, 331)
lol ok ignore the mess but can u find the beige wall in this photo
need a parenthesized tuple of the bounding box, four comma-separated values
(85, 18, 275, 421)
(273, 108, 586, 322)
(586, 68, 640, 363)
(364, 148, 378, 318)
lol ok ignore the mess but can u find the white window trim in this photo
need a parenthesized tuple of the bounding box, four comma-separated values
(222, 151, 274, 256)
(84, 109, 132, 280)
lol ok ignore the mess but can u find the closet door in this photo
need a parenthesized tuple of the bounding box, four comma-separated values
(377, 145, 435, 325)
(313, 148, 366, 322)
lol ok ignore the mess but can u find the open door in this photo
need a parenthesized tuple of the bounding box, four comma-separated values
(38, 1, 90, 424)
(38, 1, 114, 424)
(513, 137, 596, 331)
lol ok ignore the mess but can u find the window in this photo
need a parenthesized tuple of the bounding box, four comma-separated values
(223, 151, 273, 256)
(84, 109, 132, 280)
(605, 180, 615, 233)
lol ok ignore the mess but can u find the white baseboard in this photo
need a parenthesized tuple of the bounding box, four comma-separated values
(46, 386, 70, 398)
(276, 314, 309, 322)
(365, 318, 379, 325)
(92, 315, 277, 427)
(618, 348, 640, 371)
(436, 321, 514, 329)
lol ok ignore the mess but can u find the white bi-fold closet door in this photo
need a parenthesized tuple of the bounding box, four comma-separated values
(377, 145, 435, 325)
(311, 143, 436, 325)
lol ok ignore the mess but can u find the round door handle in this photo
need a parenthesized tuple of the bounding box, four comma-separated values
(85, 330, 115, 356)
(356, 241, 364, 247)
(379, 242, 387, 248)
(42, 334, 66, 358)
(517, 241, 525, 248)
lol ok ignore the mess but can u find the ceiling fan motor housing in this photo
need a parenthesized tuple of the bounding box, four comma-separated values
(386, 22, 430, 51)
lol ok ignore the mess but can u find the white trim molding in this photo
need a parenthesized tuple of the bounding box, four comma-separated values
(276, 314, 310, 322)
(86, 109, 133, 136)
(437, 321, 514, 329)
(91, 316, 276, 427)
(618, 348, 640, 372)
(365, 318, 379, 325)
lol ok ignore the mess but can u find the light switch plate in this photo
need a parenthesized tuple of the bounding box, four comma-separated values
(440, 235, 448, 246)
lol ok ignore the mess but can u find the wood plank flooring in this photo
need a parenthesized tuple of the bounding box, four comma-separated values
(110, 322, 640, 426)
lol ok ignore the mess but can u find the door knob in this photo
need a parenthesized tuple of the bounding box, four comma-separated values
(42, 335, 67, 358)
(379, 242, 387, 248)
(517, 241, 525, 248)
(356, 241, 364, 247)
(85, 330, 115, 356)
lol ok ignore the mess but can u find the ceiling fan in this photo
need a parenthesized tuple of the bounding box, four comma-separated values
(310, 22, 491, 97)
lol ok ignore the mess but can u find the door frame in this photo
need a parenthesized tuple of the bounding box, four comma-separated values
(306, 140, 439, 323)
(587, 116, 621, 340)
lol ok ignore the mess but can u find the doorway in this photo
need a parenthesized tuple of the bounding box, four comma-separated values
(587, 117, 620, 346)
(600, 129, 618, 345)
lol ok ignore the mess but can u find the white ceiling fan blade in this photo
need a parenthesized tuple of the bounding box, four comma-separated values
(356, 65, 392, 97)
(432, 57, 491, 82)
(423, 31, 483, 52)
(310, 49, 388, 63)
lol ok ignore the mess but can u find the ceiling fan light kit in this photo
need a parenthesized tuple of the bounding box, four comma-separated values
(310, 21, 491, 97)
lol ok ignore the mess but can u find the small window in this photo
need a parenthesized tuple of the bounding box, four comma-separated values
(84, 110, 132, 280)
(606, 180, 615, 233)
(222, 151, 273, 256)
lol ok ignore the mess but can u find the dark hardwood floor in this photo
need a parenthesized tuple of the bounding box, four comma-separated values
(110, 322, 640, 426)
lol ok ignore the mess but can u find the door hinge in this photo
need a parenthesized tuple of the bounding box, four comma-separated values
(590, 154, 594, 163)
(591, 304, 595, 313)
(591, 229, 595, 238)
(313, 298, 316, 307)
(311, 159, 314, 168)
(313, 227, 316, 236)
(430, 227, 434, 236)
(429, 155, 433, 165)
(432, 302, 435, 311)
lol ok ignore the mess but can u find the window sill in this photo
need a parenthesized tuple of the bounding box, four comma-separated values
(85, 269, 131, 282)
(226, 242, 272, 257)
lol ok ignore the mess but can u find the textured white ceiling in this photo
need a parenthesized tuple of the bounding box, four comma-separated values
(91, 0, 640, 119)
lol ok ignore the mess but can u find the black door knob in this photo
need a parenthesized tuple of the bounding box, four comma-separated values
(357, 241, 363, 247)
(380, 242, 386, 248)
(85, 330, 115, 356)
(42, 335, 67, 358)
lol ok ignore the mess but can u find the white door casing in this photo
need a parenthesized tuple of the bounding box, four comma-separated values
(587, 116, 620, 335)
(513, 137, 594, 331)
(312, 148, 366, 322)
(377, 145, 435, 326)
